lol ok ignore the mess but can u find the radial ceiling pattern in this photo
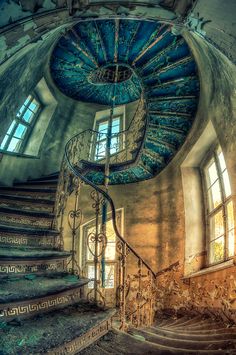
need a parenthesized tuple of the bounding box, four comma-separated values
(51, 18, 200, 184)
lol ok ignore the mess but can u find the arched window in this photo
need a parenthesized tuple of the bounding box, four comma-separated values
(202, 145, 234, 265)
(0, 94, 41, 153)
(182, 121, 235, 277)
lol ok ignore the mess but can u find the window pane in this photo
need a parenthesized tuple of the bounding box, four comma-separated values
(218, 151, 226, 172)
(206, 160, 218, 187)
(228, 229, 234, 257)
(209, 210, 224, 241)
(95, 141, 106, 159)
(112, 124, 120, 134)
(227, 201, 234, 230)
(16, 104, 26, 117)
(24, 95, 32, 105)
(208, 180, 222, 211)
(209, 236, 224, 264)
(105, 242, 116, 260)
(87, 265, 95, 288)
(222, 170, 231, 198)
(14, 124, 27, 139)
(28, 100, 38, 113)
(7, 120, 16, 134)
(110, 137, 119, 154)
(7, 137, 22, 152)
(105, 264, 115, 288)
(98, 122, 108, 133)
(23, 109, 34, 123)
(0, 135, 9, 149)
(106, 220, 116, 241)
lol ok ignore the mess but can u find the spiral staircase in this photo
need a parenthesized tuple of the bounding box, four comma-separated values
(1, 16, 236, 355)
(51, 18, 200, 185)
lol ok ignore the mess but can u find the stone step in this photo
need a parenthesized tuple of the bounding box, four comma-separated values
(146, 325, 236, 341)
(163, 314, 204, 328)
(0, 247, 70, 275)
(129, 328, 236, 351)
(0, 206, 54, 228)
(84, 329, 230, 354)
(0, 222, 59, 249)
(155, 315, 190, 328)
(0, 186, 56, 198)
(14, 179, 58, 188)
(173, 322, 224, 331)
(0, 193, 54, 212)
(27, 172, 59, 183)
(0, 275, 89, 320)
(0, 302, 115, 355)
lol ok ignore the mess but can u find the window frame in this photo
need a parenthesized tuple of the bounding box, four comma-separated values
(83, 217, 117, 290)
(0, 93, 42, 154)
(92, 112, 124, 161)
(201, 142, 234, 266)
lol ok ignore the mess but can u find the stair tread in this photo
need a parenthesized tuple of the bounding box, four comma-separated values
(85, 329, 232, 354)
(0, 205, 54, 218)
(14, 179, 58, 186)
(0, 246, 69, 259)
(146, 325, 236, 340)
(0, 302, 115, 355)
(129, 328, 236, 349)
(0, 193, 54, 204)
(0, 274, 88, 303)
(0, 221, 58, 234)
(0, 186, 56, 193)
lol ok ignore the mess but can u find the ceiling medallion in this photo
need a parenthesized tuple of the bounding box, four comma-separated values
(89, 64, 133, 84)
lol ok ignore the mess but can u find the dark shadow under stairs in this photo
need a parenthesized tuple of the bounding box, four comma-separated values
(0, 174, 114, 355)
(1, 174, 236, 354)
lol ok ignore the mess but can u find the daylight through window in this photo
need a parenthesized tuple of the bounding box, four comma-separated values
(203, 146, 234, 265)
(0, 95, 40, 153)
(94, 116, 121, 161)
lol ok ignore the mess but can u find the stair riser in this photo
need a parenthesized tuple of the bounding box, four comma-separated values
(149, 327, 236, 341)
(0, 285, 82, 321)
(0, 200, 54, 212)
(0, 233, 59, 250)
(0, 189, 56, 199)
(14, 182, 58, 189)
(0, 258, 67, 276)
(133, 330, 236, 350)
(0, 213, 54, 228)
(47, 317, 112, 355)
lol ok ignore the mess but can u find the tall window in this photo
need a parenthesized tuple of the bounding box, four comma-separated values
(85, 218, 116, 289)
(94, 116, 121, 161)
(203, 145, 234, 265)
(0, 95, 41, 153)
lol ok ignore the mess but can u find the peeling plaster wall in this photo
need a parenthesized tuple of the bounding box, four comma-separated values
(1, 2, 236, 323)
(186, 0, 236, 64)
(63, 30, 236, 323)
(153, 32, 236, 323)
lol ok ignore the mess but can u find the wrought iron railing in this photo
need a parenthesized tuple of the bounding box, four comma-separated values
(64, 95, 146, 169)
(54, 94, 157, 329)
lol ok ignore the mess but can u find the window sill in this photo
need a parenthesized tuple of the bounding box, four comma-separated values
(0, 150, 40, 159)
(183, 258, 235, 279)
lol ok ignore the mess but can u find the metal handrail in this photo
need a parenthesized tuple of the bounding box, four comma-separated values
(65, 153, 155, 277)
(65, 93, 145, 153)
(64, 93, 155, 277)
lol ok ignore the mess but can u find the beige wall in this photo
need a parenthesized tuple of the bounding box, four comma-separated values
(61, 31, 236, 322)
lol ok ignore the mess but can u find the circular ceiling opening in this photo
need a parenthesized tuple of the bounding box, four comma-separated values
(89, 64, 133, 84)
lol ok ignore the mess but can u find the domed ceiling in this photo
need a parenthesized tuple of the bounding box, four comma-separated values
(50, 18, 200, 184)
(50, 19, 199, 106)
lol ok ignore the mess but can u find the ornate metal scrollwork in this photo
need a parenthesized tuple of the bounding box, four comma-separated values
(53, 92, 156, 329)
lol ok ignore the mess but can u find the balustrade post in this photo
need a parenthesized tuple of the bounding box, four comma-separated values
(120, 242, 128, 331)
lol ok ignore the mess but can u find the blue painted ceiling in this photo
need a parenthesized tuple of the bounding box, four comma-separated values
(50, 18, 200, 184)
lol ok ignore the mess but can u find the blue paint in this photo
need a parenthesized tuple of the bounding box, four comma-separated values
(50, 18, 200, 184)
